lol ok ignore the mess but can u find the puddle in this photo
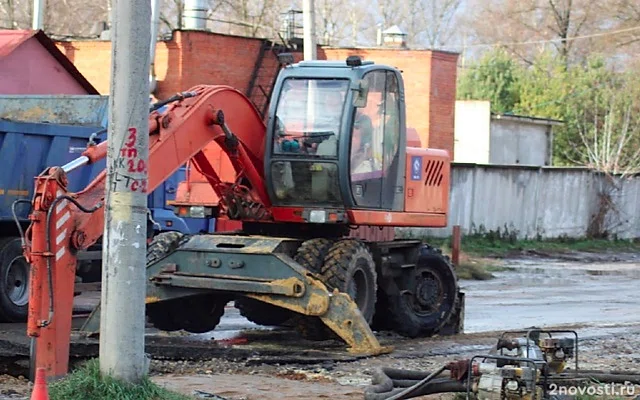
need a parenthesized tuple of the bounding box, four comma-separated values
(461, 257, 640, 334)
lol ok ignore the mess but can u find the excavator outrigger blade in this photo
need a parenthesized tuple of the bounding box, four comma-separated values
(80, 234, 391, 356)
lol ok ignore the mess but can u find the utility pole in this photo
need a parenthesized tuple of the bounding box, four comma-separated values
(303, 0, 316, 60)
(99, 0, 151, 384)
(149, 0, 160, 95)
(32, 0, 44, 30)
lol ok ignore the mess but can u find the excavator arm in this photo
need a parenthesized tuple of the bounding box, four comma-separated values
(23, 85, 272, 378)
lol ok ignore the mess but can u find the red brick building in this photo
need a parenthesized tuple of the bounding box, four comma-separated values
(55, 30, 457, 156)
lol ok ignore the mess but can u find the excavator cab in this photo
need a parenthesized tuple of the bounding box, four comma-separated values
(266, 56, 406, 214)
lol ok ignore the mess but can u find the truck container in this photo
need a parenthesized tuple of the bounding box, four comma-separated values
(0, 95, 215, 322)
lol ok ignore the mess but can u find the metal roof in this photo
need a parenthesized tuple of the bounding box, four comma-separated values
(295, 60, 375, 68)
(491, 112, 564, 126)
(0, 29, 99, 95)
(382, 25, 406, 35)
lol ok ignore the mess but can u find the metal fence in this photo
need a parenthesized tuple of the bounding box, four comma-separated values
(400, 163, 640, 240)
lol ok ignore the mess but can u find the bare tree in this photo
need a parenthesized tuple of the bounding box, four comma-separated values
(347, 1, 377, 47)
(209, 0, 286, 38)
(467, 0, 605, 65)
(407, 0, 462, 48)
(159, 0, 185, 32)
(1, 0, 108, 37)
(574, 98, 640, 176)
(0, 0, 31, 29)
(315, 0, 376, 46)
(316, 0, 343, 45)
(565, 83, 640, 239)
(45, 0, 109, 37)
(377, 0, 404, 30)
(375, 0, 462, 48)
(609, 0, 640, 56)
(159, 0, 224, 34)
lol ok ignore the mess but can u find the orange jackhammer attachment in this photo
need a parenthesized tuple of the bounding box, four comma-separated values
(25, 167, 79, 379)
(24, 157, 105, 380)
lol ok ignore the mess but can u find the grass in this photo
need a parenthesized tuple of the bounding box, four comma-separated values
(425, 235, 640, 259)
(414, 235, 640, 281)
(455, 260, 502, 280)
(435, 241, 511, 280)
(49, 359, 192, 400)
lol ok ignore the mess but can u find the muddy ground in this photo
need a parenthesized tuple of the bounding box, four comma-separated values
(3, 250, 640, 399)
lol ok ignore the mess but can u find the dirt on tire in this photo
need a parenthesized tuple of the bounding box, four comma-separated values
(376, 244, 459, 338)
(294, 239, 377, 341)
(290, 238, 334, 340)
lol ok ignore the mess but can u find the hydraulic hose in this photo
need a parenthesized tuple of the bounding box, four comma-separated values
(11, 199, 32, 247)
(364, 366, 467, 400)
(40, 195, 103, 328)
(150, 91, 198, 112)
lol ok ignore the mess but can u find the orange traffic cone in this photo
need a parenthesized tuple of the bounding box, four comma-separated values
(30, 368, 49, 400)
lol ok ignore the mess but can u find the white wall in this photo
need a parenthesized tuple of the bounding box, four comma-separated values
(401, 164, 640, 240)
(453, 101, 491, 164)
(489, 118, 551, 166)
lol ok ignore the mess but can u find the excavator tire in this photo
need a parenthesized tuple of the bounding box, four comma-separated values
(320, 239, 377, 322)
(234, 297, 292, 327)
(294, 238, 333, 275)
(375, 244, 459, 338)
(147, 294, 229, 334)
(289, 238, 334, 340)
(0, 238, 29, 322)
(146, 301, 181, 332)
(170, 294, 229, 334)
(145, 231, 228, 333)
(295, 239, 377, 341)
(146, 231, 186, 265)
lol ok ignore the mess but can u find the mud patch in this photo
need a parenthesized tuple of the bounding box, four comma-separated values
(0, 375, 29, 399)
(515, 249, 640, 263)
(152, 373, 364, 400)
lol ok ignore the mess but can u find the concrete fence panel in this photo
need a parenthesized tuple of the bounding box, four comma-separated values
(401, 164, 640, 240)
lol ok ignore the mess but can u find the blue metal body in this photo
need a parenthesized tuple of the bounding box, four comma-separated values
(0, 118, 212, 234)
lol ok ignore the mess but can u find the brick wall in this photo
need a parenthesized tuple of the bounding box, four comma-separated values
(54, 31, 458, 156)
(56, 41, 113, 94)
(427, 51, 458, 157)
(55, 31, 266, 101)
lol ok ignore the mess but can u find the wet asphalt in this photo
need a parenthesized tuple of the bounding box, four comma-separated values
(461, 255, 640, 334)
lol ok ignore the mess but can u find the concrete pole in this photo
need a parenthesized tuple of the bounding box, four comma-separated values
(149, 0, 160, 94)
(106, 0, 112, 29)
(32, 0, 44, 30)
(302, 0, 316, 60)
(99, 0, 151, 384)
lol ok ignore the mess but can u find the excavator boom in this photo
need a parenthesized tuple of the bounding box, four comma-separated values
(24, 85, 273, 377)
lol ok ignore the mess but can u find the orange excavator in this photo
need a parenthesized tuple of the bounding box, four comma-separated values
(22, 55, 464, 379)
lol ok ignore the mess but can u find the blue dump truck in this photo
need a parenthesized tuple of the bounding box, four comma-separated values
(0, 95, 215, 322)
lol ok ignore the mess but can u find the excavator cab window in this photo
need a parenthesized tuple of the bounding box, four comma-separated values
(270, 78, 348, 205)
(349, 70, 401, 209)
(272, 78, 348, 156)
